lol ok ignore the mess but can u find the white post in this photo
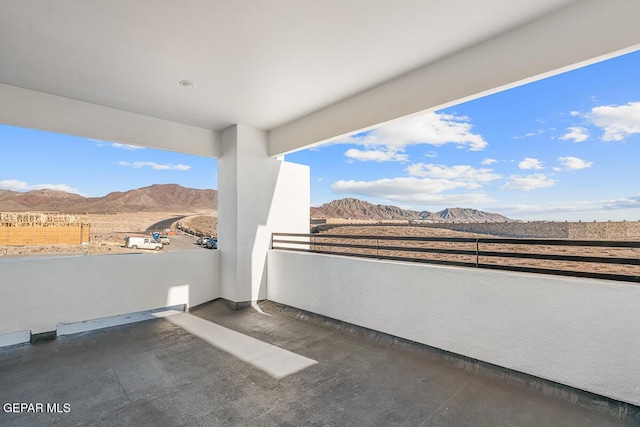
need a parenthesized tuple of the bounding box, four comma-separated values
(218, 125, 309, 308)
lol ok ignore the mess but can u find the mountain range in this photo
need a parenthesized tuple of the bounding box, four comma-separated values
(311, 198, 516, 223)
(0, 185, 515, 222)
(0, 184, 218, 213)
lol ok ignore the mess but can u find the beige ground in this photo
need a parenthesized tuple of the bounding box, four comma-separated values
(313, 226, 640, 278)
(3, 217, 639, 279)
(0, 212, 189, 257)
(177, 214, 217, 237)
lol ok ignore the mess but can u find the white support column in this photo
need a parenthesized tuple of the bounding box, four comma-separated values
(218, 124, 309, 308)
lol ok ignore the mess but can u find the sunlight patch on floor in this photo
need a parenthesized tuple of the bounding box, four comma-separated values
(168, 313, 317, 379)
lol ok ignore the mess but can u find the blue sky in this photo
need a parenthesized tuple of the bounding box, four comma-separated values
(0, 126, 218, 197)
(1, 50, 639, 221)
(288, 50, 640, 221)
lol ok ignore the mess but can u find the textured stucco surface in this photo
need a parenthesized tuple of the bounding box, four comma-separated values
(0, 250, 219, 336)
(268, 250, 640, 406)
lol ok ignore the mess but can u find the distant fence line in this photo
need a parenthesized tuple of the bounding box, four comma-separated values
(311, 221, 640, 240)
(416, 221, 640, 240)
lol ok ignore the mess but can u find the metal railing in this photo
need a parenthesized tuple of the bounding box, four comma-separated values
(271, 233, 640, 283)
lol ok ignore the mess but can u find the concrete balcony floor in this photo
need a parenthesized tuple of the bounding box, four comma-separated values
(1, 300, 637, 426)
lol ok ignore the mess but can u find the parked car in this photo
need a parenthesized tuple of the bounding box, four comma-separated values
(197, 236, 209, 245)
(206, 237, 218, 249)
(125, 236, 163, 251)
(158, 235, 170, 245)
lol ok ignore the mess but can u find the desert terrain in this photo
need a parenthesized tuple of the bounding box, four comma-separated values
(1, 186, 638, 280)
(2, 212, 638, 279)
(0, 211, 220, 258)
(0, 184, 218, 257)
(310, 225, 640, 278)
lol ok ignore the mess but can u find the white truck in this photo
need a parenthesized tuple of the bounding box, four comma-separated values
(125, 236, 163, 251)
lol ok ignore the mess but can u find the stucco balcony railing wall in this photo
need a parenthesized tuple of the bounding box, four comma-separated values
(0, 251, 220, 346)
(267, 249, 640, 407)
(1, 240, 639, 409)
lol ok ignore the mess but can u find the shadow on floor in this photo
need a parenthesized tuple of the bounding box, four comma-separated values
(0, 300, 638, 426)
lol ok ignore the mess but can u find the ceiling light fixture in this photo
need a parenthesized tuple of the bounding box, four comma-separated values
(179, 80, 196, 88)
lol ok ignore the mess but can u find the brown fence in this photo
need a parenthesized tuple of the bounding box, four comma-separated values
(0, 224, 90, 246)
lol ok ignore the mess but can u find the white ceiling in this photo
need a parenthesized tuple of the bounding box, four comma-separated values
(0, 0, 580, 133)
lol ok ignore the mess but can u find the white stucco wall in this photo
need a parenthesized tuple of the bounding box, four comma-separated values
(219, 125, 309, 303)
(267, 250, 640, 406)
(0, 251, 219, 337)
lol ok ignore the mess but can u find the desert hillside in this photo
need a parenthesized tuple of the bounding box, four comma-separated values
(311, 198, 516, 223)
(0, 184, 217, 213)
(1, 184, 514, 224)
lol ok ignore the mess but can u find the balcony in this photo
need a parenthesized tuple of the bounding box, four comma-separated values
(1, 247, 640, 425)
(1, 295, 638, 426)
(2, 1, 640, 425)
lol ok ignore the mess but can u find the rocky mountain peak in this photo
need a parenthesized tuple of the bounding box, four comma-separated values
(0, 184, 218, 213)
(312, 198, 516, 222)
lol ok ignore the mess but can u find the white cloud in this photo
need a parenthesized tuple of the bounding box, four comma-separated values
(481, 158, 497, 165)
(112, 143, 145, 150)
(0, 179, 84, 195)
(569, 111, 580, 117)
(559, 126, 589, 143)
(0, 179, 29, 191)
(31, 184, 84, 193)
(424, 151, 438, 158)
(406, 164, 500, 189)
(333, 177, 465, 194)
(335, 111, 488, 152)
(499, 195, 640, 220)
(329, 164, 499, 206)
(501, 174, 556, 191)
(518, 158, 544, 170)
(586, 101, 640, 141)
(330, 177, 492, 205)
(118, 161, 191, 171)
(89, 138, 106, 147)
(344, 148, 408, 162)
(603, 195, 640, 209)
(513, 129, 545, 139)
(557, 156, 593, 170)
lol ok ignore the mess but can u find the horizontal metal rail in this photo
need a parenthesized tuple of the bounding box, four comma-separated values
(274, 232, 640, 247)
(476, 251, 640, 265)
(271, 233, 640, 283)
